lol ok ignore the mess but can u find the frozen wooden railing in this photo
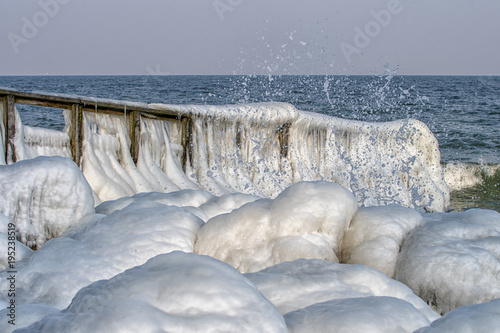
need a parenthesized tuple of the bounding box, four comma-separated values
(0, 88, 291, 169)
(0, 88, 192, 167)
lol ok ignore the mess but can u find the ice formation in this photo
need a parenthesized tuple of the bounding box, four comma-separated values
(415, 298, 500, 333)
(341, 205, 425, 277)
(0, 156, 94, 249)
(152, 103, 449, 212)
(2, 107, 72, 164)
(195, 181, 358, 272)
(0, 304, 57, 333)
(0, 214, 33, 270)
(13, 252, 288, 333)
(80, 112, 199, 203)
(395, 209, 500, 314)
(4, 96, 500, 332)
(11, 101, 449, 211)
(0, 201, 204, 309)
(245, 259, 439, 322)
(284, 296, 432, 333)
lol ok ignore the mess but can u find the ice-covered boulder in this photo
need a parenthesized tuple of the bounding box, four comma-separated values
(95, 189, 215, 221)
(199, 192, 262, 220)
(0, 202, 204, 309)
(415, 298, 500, 333)
(285, 296, 432, 333)
(245, 259, 439, 323)
(0, 156, 95, 249)
(0, 304, 57, 333)
(16, 252, 288, 333)
(0, 214, 33, 271)
(395, 209, 500, 314)
(195, 181, 358, 272)
(341, 205, 424, 277)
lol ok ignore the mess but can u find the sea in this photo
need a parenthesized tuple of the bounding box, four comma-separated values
(1, 75, 499, 212)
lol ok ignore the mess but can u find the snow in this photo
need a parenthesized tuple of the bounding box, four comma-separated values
(15, 252, 288, 333)
(0, 156, 94, 249)
(195, 181, 358, 273)
(341, 205, 425, 277)
(395, 209, 500, 314)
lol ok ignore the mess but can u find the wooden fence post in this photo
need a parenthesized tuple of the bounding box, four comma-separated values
(129, 111, 141, 164)
(277, 123, 290, 159)
(71, 104, 83, 166)
(181, 116, 192, 172)
(1, 97, 6, 163)
(6, 95, 16, 163)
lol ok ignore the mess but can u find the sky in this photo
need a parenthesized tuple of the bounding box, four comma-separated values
(1, 0, 500, 76)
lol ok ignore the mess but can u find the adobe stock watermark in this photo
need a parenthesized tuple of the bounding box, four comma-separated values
(6, 222, 17, 327)
(213, 0, 243, 22)
(145, 64, 169, 75)
(340, 0, 403, 64)
(7, 0, 72, 54)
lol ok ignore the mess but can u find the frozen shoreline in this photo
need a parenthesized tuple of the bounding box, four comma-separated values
(0, 156, 499, 332)
(1, 95, 499, 332)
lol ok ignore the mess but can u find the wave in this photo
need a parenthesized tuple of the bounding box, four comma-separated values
(444, 162, 500, 212)
(444, 162, 500, 192)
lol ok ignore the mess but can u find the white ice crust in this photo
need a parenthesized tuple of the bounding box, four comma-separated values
(285, 296, 432, 333)
(341, 205, 425, 277)
(395, 209, 500, 314)
(245, 259, 439, 322)
(0, 304, 57, 333)
(10, 101, 449, 211)
(0, 214, 33, 271)
(151, 102, 449, 211)
(0, 202, 204, 309)
(3, 98, 500, 332)
(195, 181, 358, 272)
(0, 156, 94, 248)
(415, 299, 500, 333)
(14, 252, 288, 333)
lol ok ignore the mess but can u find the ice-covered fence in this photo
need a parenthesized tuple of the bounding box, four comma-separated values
(0, 89, 450, 211)
(0, 88, 186, 166)
(151, 103, 450, 211)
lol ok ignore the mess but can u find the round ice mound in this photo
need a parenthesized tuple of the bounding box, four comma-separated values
(17, 252, 287, 333)
(395, 209, 500, 314)
(245, 259, 439, 323)
(415, 298, 500, 333)
(285, 296, 432, 333)
(0, 202, 204, 309)
(0, 156, 94, 249)
(195, 181, 358, 273)
(341, 205, 424, 277)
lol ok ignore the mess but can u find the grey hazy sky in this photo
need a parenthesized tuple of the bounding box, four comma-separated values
(1, 0, 499, 75)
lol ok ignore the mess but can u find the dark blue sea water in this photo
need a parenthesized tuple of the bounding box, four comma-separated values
(1, 75, 499, 211)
